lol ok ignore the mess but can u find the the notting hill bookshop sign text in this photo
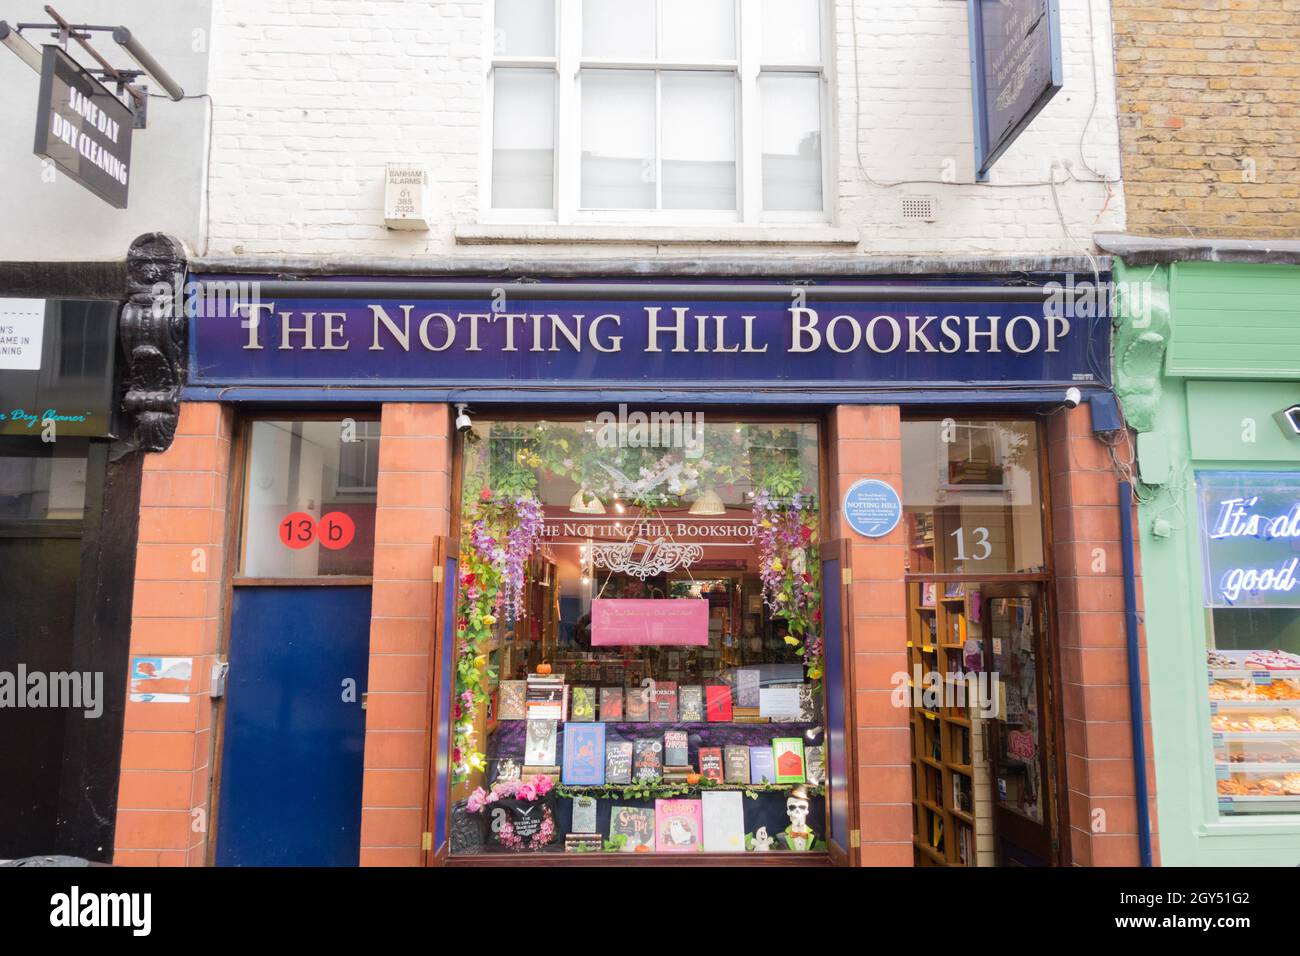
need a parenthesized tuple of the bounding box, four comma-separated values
(189, 284, 1109, 390)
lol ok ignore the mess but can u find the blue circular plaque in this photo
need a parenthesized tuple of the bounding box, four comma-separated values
(843, 479, 902, 538)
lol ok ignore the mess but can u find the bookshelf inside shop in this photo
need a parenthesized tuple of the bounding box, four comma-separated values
(907, 579, 994, 866)
(904, 439, 1017, 866)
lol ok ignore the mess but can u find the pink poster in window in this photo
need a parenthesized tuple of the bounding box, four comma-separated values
(590, 599, 709, 646)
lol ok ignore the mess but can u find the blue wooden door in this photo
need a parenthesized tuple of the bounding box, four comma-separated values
(215, 585, 372, 866)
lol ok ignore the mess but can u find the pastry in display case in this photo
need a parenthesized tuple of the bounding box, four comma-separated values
(1207, 649, 1300, 814)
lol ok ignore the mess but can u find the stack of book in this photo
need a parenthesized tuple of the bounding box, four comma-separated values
(565, 833, 603, 852)
(732, 706, 767, 724)
(662, 765, 695, 783)
(521, 764, 561, 781)
(525, 673, 567, 721)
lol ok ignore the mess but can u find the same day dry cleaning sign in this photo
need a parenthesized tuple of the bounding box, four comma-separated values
(33, 45, 133, 209)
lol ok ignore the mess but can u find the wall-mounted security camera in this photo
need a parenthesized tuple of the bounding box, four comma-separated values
(1064, 387, 1082, 409)
(455, 403, 473, 433)
(1274, 404, 1300, 441)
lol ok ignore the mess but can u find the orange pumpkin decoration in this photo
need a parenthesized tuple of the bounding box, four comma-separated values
(686, 773, 701, 785)
(536, 663, 552, 675)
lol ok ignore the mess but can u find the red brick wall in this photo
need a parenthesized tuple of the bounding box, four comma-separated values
(827, 405, 913, 865)
(1046, 405, 1158, 866)
(360, 403, 452, 865)
(114, 403, 233, 866)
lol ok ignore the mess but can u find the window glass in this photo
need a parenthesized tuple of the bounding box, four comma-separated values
(492, 69, 556, 209)
(760, 73, 823, 212)
(491, 0, 827, 220)
(661, 0, 735, 60)
(1197, 472, 1300, 814)
(240, 420, 378, 578)
(1207, 608, 1300, 812)
(581, 70, 656, 209)
(762, 0, 821, 63)
(661, 72, 736, 210)
(493, 0, 555, 56)
(0, 447, 87, 520)
(902, 420, 1044, 575)
(450, 417, 827, 856)
(582, 0, 655, 59)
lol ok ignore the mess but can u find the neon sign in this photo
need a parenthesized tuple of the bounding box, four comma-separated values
(1199, 473, 1300, 608)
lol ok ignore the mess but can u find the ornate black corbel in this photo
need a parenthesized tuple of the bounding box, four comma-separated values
(119, 233, 187, 452)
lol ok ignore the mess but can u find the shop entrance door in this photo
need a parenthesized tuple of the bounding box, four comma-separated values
(214, 584, 372, 866)
(982, 583, 1056, 866)
(820, 539, 857, 865)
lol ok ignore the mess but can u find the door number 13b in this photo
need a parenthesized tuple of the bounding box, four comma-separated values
(279, 511, 356, 550)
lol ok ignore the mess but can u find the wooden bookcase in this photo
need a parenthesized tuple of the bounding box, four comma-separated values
(907, 580, 991, 867)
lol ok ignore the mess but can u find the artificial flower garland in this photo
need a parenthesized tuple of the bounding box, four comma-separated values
(467, 774, 558, 851)
(452, 490, 545, 784)
(466, 772, 555, 811)
(752, 489, 824, 685)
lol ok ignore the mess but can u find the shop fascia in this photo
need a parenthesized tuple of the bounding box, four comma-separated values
(235, 302, 1076, 357)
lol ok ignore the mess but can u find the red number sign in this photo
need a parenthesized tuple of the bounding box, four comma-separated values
(318, 511, 356, 550)
(279, 512, 316, 549)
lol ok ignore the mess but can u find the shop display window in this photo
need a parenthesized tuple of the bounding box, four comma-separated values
(1196, 470, 1300, 816)
(448, 417, 827, 856)
(1200, 471, 1300, 815)
(0, 441, 88, 521)
(238, 419, 379, 578)
(902, 419, 1044, 575)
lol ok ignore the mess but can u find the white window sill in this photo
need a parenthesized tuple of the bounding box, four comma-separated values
(454, 223, 860, 247)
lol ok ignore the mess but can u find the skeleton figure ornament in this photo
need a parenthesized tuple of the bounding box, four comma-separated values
(778, 784, 818, 852)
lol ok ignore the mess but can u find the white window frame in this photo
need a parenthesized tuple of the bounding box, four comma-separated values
(480, 0, 832, 226)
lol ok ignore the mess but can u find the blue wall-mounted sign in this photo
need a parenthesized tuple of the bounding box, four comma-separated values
(1198, 471, 1300, 608)
(185, 277, 1110, 396)
(843, 479, 903, 538)
(968, 0, 1063, 181)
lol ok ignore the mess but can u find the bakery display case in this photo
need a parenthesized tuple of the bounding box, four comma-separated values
(1207, 649, 1300, 814)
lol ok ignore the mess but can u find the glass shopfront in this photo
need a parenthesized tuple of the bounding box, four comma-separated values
(902, 418, 1059, 867)
(1198, 471, 1300, 815)
(178, 270, 1118, 867)
(448, 415, 827, 855)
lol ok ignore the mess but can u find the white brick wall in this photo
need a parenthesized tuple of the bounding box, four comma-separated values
(0, 0, 213, 261)
(205, 0, 1126, 260)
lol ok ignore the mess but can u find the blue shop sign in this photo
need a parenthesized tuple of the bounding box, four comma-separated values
(843, 479, 903, 538)
(1198, 471, 1300, 608)
(184, 277, 1110, 397)
(967, 0, 1063, 180)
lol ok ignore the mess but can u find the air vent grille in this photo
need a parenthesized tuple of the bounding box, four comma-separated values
(901, 196, 937, 222)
